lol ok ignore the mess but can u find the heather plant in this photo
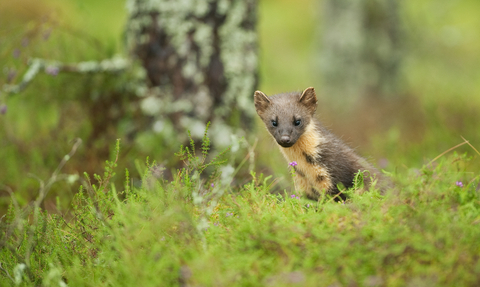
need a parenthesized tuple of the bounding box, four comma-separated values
(1, 132, 480, 286)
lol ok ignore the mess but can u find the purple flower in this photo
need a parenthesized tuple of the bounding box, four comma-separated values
(289, 161, 298, 167)
(21, 37, 29, 47)
(45, 66, 59, 76)
(290, 194, 296, 198)
(211, 183, 214, 188)
(12, 49, 20, 58)
(43, 28, 52, 41)
(0, 105, 6, 115)
(456, 181, 464, 188)
(226, 212, 233, 217)
(306, 204, 310, 208)
(296, 196, 300, 200)
(378, 158, 389, 169)
(7, 69, 16, 83)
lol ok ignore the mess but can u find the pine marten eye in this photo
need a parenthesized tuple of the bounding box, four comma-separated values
(294, 119, 301, 126)
(271, 120, 278, 127)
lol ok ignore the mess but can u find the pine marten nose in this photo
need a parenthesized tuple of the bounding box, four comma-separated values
(279, 135, 291, 145)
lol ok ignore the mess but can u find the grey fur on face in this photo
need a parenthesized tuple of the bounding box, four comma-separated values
(254, 87, 317, 147)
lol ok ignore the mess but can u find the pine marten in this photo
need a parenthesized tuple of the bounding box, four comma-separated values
(254, 87, 384, 201)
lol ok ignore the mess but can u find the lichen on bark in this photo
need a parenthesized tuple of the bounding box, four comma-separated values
(125, 0, 258, 144)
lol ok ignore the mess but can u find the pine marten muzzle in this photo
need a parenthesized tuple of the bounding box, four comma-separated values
(254, 87, 385, 200)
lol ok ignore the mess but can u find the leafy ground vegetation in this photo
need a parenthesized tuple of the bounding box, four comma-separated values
(1, 129, 480, 287)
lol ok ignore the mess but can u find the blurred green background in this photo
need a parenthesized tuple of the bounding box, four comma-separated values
(1, 0, 479, 211)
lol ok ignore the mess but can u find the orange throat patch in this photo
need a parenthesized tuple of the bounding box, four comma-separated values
(278, 122, 332, 196)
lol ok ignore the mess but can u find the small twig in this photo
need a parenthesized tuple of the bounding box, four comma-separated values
(56, 228, 81, 242)
(0, 262, 15, 283)
(230, 195, 243, 209)
(460, 136, 480, 157)
(427, 139, 469, 166)
(328, 190, 345, 203)
(269, 177, 282, 190)
(32, 138, 83, 205)
(24, 138, 82, 271)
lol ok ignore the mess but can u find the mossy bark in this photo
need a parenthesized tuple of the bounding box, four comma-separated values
(125, 0, 258, 145)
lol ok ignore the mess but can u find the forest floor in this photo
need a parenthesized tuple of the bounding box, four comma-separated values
(1, 137, 480, 287)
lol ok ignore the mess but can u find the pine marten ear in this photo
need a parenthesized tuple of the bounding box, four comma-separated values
(299, 87, 317, 114)
(254, 90, 271, 117)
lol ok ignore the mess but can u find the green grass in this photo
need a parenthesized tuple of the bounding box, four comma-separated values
(1, 134, 480, 286)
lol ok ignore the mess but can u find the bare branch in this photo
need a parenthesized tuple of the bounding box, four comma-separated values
(2, 57, 130, 95)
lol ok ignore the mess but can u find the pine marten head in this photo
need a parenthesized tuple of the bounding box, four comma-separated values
(254, 87, 318, 148)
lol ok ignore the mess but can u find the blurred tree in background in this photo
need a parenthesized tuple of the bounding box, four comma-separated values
(319, 0, 401, 106)
(0, 0, 258, 211)
(125, 0, 258, 146)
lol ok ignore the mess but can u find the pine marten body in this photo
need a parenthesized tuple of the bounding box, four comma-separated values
(254, 87, 382, 200)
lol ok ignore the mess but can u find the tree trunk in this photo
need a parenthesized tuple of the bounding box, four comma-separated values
(125, 0, 258, 146)
(319, 0, 401, 106)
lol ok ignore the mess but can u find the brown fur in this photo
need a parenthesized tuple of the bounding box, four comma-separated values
(254, 87, 384, 200)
